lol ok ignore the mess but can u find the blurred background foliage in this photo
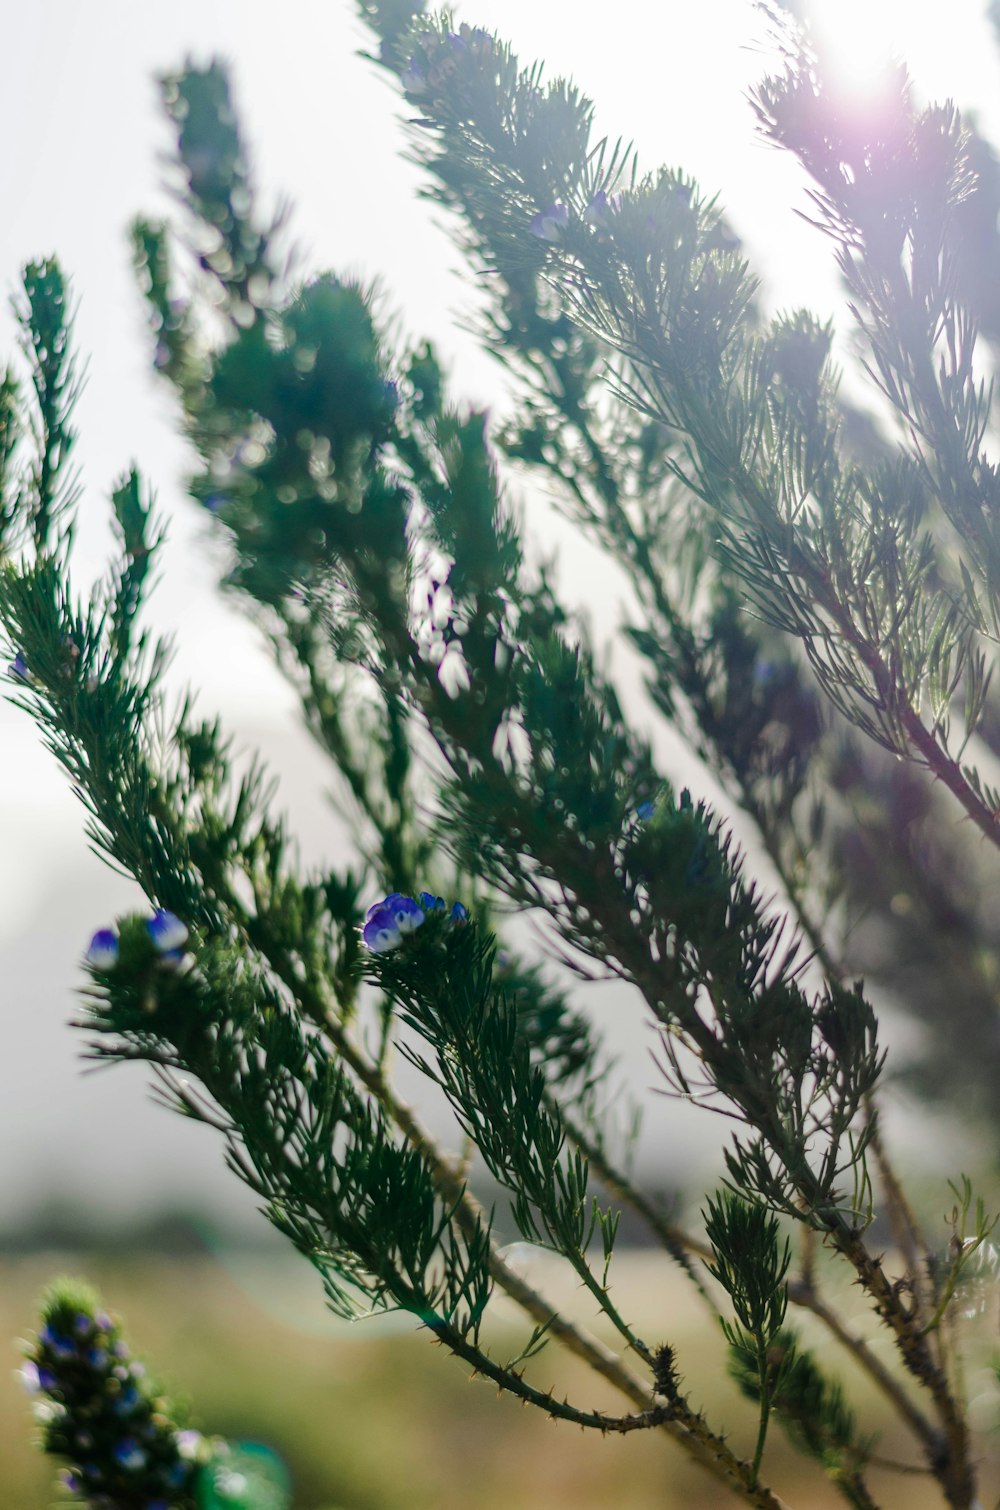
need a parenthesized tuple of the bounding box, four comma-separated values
(8, 1238, 998, 1509)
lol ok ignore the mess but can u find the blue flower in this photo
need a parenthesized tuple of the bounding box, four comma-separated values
(113, 1438, 147, 1472)
(363, 908, 402, 953)
(86, 929, 119, 971)
(400, 60, 427, 94)
(752, 656, 784, 689)
(147, 910, 188, 954)
(42, 1327, 78, 1360)
(450, 901, 469, 924)
(363, 893, 426, 951)
(529, 203, 569, 241)
(377, 894, 425, 934)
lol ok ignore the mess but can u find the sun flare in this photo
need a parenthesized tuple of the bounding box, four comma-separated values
(809, 0, 940, 103)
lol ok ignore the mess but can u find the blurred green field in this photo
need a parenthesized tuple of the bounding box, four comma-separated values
(5, 1247, 999, 1508)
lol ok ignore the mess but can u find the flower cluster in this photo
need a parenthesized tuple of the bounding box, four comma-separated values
(85, 910, 189, 973)
(529, 190, 623, 242)
(20, 1284, 209, 1509)
(362, 891, 469, 952)
(399, 23, 497, 101)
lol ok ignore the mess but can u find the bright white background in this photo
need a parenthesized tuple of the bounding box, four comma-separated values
(0, 0, 995, 1235)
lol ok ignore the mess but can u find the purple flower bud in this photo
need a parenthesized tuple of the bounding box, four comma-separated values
(62, 1470, 82, 1493)
(44, 1330, 78, 1361)
(529, 203, 569, 241)
(450, 901, 469, 924)
(400, 61, 427, 94)
(86, 928, 119, 971)
(19, 1360, 40, 1394)
(582, 189, 622, 225)
(8, 652, 28, 681)
(147, 910, 188, 953)
(460, 23, 493, 49)
(636, 800, 656, 821)
(419, 892, 446, 911)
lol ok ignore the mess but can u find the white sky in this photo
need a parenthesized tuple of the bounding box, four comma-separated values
(0, 0, 994, 1231)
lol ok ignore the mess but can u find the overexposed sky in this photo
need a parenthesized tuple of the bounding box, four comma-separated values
(0, 0, 995, 1229)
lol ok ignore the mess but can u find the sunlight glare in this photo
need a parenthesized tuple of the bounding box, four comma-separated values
(809, 0, 910, 103)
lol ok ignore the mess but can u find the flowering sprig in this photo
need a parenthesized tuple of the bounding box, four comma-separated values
(362, 890, 468, 952)
(19, 1279, 211, 1509)
(84, 911, 190, 976)
(399, 22, 497, 101)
